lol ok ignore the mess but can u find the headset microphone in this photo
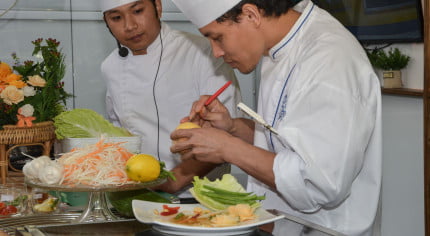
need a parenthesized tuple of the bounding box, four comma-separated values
(117, 40, 129, 57)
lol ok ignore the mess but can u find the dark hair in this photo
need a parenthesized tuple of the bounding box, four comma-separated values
(217, 0, 296, 23)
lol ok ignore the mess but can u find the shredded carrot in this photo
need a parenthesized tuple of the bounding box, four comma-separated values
(57, 138, 135, 186)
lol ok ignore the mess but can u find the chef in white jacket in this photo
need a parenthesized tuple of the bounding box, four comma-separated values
(170, 0, 382, 235)
(100, 0, 241, 194)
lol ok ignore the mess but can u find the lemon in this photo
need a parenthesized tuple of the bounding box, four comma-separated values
(125, 154, 161, 182)
(175, 122, 201, 130)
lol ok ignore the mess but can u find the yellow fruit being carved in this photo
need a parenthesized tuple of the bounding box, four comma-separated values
(174, 122, 201, 154)
(175, 122, 201, 130)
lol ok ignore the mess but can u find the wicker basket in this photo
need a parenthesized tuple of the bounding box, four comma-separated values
(0, 121, 56, 145)
(0, 121, 56, 184)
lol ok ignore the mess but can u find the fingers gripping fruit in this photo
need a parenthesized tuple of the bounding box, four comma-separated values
(125, 154, 161, 182)
(174, 122, 201, 154)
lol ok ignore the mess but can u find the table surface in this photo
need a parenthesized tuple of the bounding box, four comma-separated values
(18, 219, 274, 236)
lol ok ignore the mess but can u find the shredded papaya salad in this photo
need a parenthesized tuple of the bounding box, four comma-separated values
(57, 139, 135, 186)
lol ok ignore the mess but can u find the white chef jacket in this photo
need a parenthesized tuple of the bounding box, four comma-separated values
(101, 23, 241, 182)
(247, 1, 382, 235)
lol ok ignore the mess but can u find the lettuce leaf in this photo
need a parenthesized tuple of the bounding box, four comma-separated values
(53, 108, 132, 139)
(190, 174, 261, 210)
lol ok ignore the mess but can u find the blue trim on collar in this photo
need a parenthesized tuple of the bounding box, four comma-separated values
(269, 64, 296, 150)
(272, 3, 315, 59)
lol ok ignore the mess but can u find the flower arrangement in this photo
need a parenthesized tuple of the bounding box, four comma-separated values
(0, 38, 72, 129)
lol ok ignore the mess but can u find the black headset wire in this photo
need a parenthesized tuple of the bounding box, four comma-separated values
(153, 33, 163, 161)
(69, 0, 76, 108)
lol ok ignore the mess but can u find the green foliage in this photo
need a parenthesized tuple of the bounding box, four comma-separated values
(367, 47, 410, 71)
(14, 38, 72, 122)
(107, 189, 170, 218)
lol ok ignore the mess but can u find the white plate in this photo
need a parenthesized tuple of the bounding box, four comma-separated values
(132, 200, 285, 236)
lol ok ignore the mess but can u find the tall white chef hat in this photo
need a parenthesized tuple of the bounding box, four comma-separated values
(172, 0, 242, 28)
(101, 0, 140, 13)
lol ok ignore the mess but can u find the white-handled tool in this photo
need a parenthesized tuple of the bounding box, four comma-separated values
(237, 102, 279, 135)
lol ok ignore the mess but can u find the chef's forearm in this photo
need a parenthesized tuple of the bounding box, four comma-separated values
(229, 118, 255, 144)
(224, 136, 276, 189)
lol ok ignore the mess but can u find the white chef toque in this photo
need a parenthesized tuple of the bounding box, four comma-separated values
(100, 0, 140, 13)
(172, 0, 242, 28)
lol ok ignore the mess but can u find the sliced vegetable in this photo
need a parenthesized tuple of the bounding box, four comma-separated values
(202, 185, 253, 197)
(174, 212, 185, 220)
(33, 197, 59, 213)
(11, 195, 28, 207)
(160, 205, 180, 216)
(190, 174, 265, 211)
(0, 205, 17, 216)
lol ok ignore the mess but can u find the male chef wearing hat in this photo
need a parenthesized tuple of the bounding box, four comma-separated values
(99, 0, 241, 194)
(170, 0, 382, 235)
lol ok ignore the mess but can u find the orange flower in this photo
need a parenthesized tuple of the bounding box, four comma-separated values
(0, 62, 12, 79)
(2, 73, 22, 83)
(8, 80, 26, 89)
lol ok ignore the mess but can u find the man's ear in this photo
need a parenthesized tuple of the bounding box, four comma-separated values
(155, 0, 163, 19)
(241, 3, 262, 27)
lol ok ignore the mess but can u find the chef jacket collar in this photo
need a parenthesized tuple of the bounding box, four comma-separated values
(268, 0, 314, 61)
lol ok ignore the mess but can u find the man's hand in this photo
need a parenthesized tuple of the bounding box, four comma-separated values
(185, 95, 235, 133)
(170, 127, 233, 164)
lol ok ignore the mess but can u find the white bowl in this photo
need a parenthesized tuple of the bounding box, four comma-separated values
(60, 136, 142, 153)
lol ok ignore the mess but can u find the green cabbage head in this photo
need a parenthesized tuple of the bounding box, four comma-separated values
(53, 108, 132, 139)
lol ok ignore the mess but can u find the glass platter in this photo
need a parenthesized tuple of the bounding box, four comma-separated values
(25, 177, 166, 223)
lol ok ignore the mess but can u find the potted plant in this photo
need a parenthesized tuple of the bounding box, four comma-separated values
(367, 47, 411, 88)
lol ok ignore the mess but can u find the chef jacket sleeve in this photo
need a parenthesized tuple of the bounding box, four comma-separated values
(272, 44, 380, 212)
